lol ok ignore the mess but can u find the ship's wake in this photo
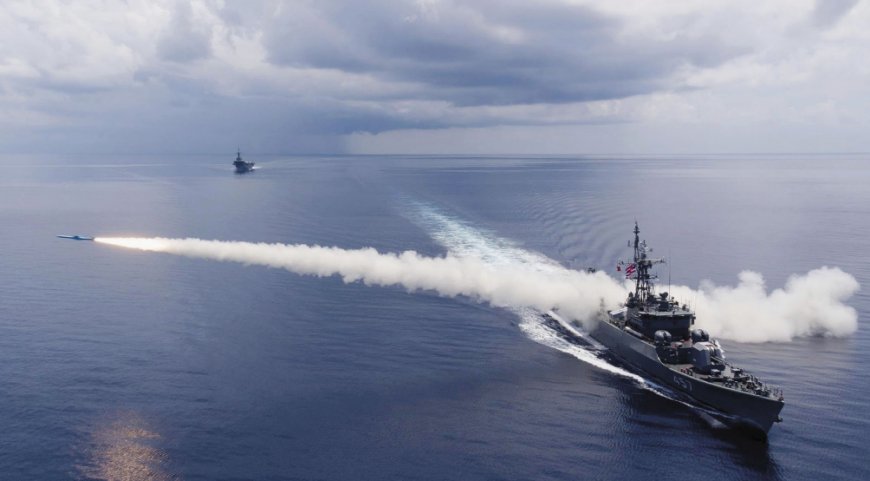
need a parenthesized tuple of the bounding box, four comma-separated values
(409, 205, 669, 385)
(517, 307, 643, 383)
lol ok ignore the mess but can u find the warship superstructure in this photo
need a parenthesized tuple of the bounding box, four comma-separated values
(555, 223, 785, 438)
(233, 149, 255, 174)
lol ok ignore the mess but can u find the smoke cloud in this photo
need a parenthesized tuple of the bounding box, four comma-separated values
(95, 237, 859, 343)
(667, 268, 859, 343)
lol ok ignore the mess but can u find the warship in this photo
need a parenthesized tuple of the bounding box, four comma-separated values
(549, 223, 784, 439)
(233, 149, 255, 174)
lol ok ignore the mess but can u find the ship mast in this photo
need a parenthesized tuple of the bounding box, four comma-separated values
(632, 222, 662, 305)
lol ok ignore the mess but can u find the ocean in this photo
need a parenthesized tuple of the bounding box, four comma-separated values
(0, 153, 868, 480)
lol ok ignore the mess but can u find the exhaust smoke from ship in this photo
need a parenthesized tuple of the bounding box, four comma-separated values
(94, 236, 858, 343)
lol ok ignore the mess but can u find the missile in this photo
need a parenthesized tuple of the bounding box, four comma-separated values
(57, 235, 95, 241)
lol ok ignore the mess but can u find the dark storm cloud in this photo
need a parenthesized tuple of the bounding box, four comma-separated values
(260, 0, 742, 107)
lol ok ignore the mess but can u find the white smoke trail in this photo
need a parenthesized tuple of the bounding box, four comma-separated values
(95, 237, 627, 327)
(95, 229, 860, 343)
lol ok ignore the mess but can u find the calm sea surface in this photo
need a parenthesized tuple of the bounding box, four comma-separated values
(0, 154, 868, 480)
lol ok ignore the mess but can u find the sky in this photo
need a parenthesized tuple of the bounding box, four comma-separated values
(1, 0, 867, 154)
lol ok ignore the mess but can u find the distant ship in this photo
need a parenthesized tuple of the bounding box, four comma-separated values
(547, 223, 784, 439)
(233, 149, 255, 174)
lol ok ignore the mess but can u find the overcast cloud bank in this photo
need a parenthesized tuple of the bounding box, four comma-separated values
(1, 0, 868, 153)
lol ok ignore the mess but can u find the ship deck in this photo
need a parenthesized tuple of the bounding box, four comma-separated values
(665, 357, 781, 400)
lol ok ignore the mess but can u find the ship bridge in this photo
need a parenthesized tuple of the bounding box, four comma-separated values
(624, 222, 695, 340)
(627, 291, 695, 339)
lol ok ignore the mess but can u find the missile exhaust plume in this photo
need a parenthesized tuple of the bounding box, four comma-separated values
(94, 236, 859, 342)
(94, 237, 627, 326)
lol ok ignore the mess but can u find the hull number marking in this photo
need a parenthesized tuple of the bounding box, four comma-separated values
(674, 375, 693, 392)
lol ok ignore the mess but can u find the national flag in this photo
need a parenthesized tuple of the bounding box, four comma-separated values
(624, 263, 636, 277)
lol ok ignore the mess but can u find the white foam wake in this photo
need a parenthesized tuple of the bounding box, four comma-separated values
(517, 308, 644, 382)
(409, 204, 646, 380)
(412, 203, 565, 272)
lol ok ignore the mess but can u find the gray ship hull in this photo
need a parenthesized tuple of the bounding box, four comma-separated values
(234, 162, 254, 174)
(591, 319, 784, 436)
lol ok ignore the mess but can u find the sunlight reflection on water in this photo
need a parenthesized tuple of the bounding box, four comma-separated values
(77, 412, 175, 481)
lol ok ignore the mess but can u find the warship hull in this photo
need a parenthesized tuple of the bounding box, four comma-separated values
(591, 318, 784, 437)
(234, 162, 255, 174)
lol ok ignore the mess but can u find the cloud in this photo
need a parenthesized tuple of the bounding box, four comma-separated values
(811, 0, 859, 28)
(156, 1, 213, 63)
(261, 0, 740, 107)
(0, 0, 868, 153)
